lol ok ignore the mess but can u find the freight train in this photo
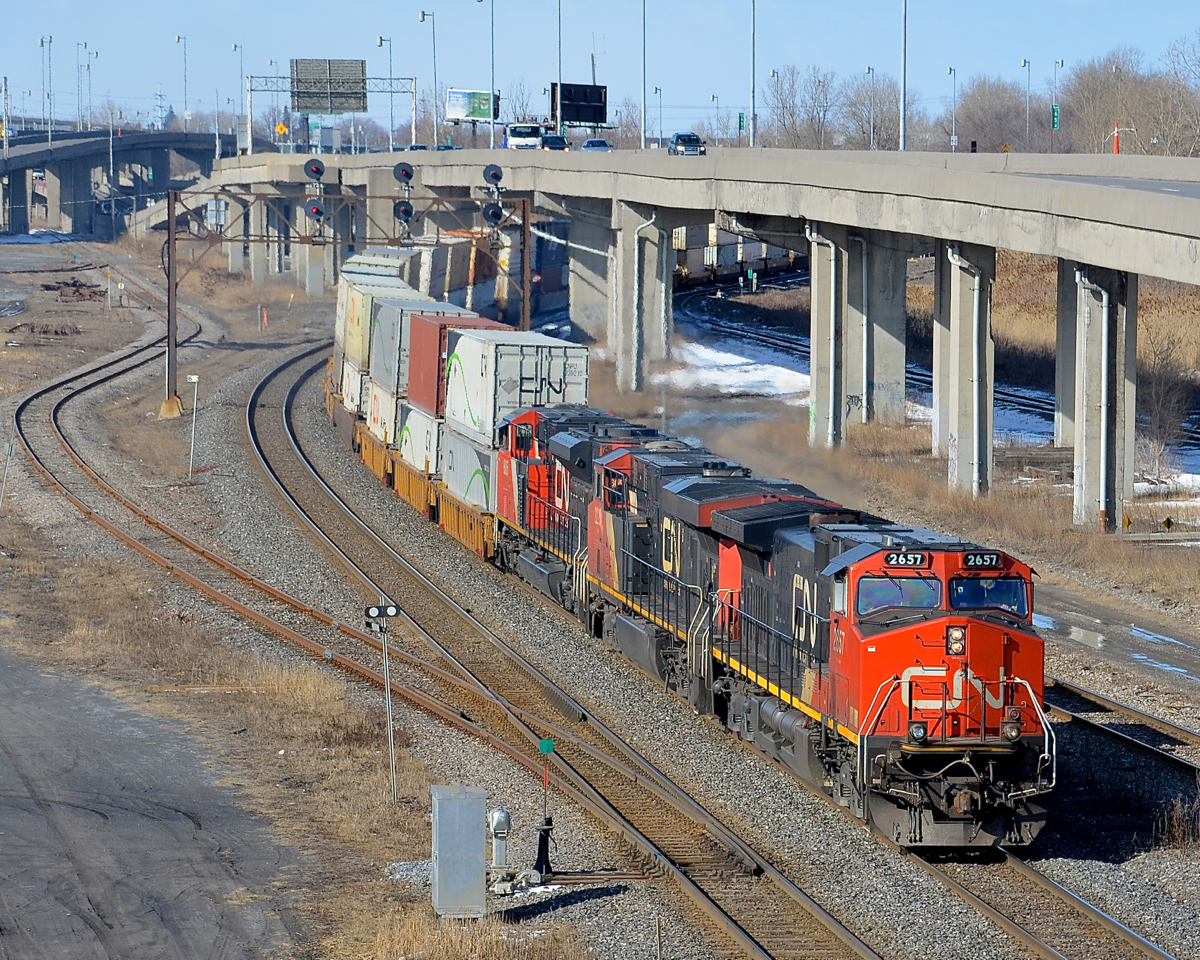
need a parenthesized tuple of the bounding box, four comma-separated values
(327, 249, 1056, 848)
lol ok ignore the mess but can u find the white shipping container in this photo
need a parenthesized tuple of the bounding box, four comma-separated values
(341, 276, 432, 370)
(717, 243, 739, 268)
(369, 298, 476, 398)
(685, 247, 708, 276)
(342, 247, 421, 281)
(340, 360, 368, 417)
(671, 226, 687, 251)
(442, 428, 498, 512)
(443, 331, 590, 448)
(366, 381, 399, 444)
(396, 403, 442, 474)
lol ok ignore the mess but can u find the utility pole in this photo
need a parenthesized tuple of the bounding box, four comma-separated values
(1051, 59, 1064, 154)
(420, 11, 438, 143)
(161, 190, 183, 419)
(865, 66, 875, 150)
(2, 78, 9, 162)
(175, 36, 187, 131)
(40, 36, 54, 148)
(75, 41, 87, 131)
(641, 0, 647, 148)
(948, 66, 957, 152)
(1021, 58, 1031, 149)
(376, 36, 394, 151)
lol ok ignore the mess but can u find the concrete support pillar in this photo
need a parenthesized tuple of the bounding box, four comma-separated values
(612, 200, 667, 393)
(296, 242, 325, 298)
(943, 242, 996, 496)
(364, 171, 394, 245)
(226, 198, 245, 274)
(844, 229, 909, 424)
(931, 239, 953, 456)
(564, 197, 615, 344)
(6, 171, 30, 234)
(248, 190, 267, 285)
(44, 164, 64, 231)
(324, 194, 351, 288)
(1072, 267, 1137, 530)
(807, 222, 847, 447)
(1054, 258, 1077, 447)
(149, 149, 170, 202)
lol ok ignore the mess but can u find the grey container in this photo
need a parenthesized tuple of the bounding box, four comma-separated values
(431, 784, 488, 918)
(369, 298, 478, 398)
(441, 428, 498, 512)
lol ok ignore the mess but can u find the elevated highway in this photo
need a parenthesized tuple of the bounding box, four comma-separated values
(200, 147, 1200, 526)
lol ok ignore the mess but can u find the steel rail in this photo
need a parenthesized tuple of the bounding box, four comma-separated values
(1044, 704, 1200, 776)
(253, 350, 882, 960)
(1047, 676, 1200, 747)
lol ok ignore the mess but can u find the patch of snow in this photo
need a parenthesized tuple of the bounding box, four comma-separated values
(651, 339, 809, 398)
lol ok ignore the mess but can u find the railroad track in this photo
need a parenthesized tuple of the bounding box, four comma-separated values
(248, 348, 880, 960)
(1045, 677, 1200, 774)
(908, 851, 1175, 960)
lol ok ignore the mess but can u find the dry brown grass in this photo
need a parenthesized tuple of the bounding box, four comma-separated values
(1156, 793, 1200, 849)
(373, 906, 585, 960)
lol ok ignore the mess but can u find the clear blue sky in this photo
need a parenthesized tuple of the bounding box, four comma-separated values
(5, 0, 1199, 130)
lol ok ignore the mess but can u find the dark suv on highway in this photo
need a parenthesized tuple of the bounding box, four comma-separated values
(668, 132, 706, 156)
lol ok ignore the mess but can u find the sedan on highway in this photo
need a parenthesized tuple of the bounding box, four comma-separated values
(668, 132, 706, 156)
(581, 138, 614, 152)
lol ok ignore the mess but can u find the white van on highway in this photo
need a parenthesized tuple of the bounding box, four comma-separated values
(504, 123, 542, 149)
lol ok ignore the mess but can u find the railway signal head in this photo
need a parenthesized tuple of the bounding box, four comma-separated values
(304, 157, 325, 180)
(304, 199, 325, 220)
(482, 201, 504, 226)
(483, 163, 503, 186)
(393, 161, 415, 185)
(393, 199, 414, 222)
(365, 604, 400, 619)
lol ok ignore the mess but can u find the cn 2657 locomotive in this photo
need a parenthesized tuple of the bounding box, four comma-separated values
(489, 406, 1056, 847)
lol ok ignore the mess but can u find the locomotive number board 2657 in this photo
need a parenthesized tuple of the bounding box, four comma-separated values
(884, 551, 929, 567)
(962, 552, 1003, 568)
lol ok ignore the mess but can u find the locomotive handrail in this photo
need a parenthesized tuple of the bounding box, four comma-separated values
(857, 676, 902, 784)
(1007, 677, 1057, 797)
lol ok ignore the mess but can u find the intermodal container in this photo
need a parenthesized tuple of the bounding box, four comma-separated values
(340, 360, 369, 417)
(396, 403, 442, 474)
(366, 381, 399, 445)
(341, 276, 431, 370)
(369, 299, 478, 399)
(442, 428, 498, 513)
(443, 330, 589, 448)
(407, 315, 508, 418)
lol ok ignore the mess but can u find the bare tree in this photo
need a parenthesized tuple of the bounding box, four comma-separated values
(504, 76, 531, 123)
(798, 67, 838, 149)
(611, 95, 642, 149)
(841, 71, 904, 150)
(765, 65, 802, 147)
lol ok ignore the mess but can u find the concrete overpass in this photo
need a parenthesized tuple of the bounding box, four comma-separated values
(0, 130, 270, 236)
(200, 148, 1200, 528)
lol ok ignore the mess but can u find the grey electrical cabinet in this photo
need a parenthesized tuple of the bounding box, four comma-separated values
(431, 784, 488, 918)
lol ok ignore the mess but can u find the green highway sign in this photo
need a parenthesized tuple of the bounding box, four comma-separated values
(539, 739, 554, 754)
(738, 112, 745, 131)
(1051, 104, 1060, 130)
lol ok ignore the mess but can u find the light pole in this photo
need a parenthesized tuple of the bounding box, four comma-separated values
(232, 44, 244, 120)
(750, 0, 756, 147)
(947, 66, 957, 152)
(711, 93, 719, 144)
(75, 41, 87, 131)
(175, 36, 186, 131)
(641, 0, 647, 148)
(653, 86, 662, 147)
(40, 36, 53, 146)
(475, 0, 496, 147)
(21, 91, 31, 131)
(1051, 58, 1064, 154)
(419, 11, 438, 144)
(899, 0, 907, 151)
(376, 37, 394, 151)
(86, 51, 97, 130)
(1021, 58, 1031, 149)
(865, 65, 875, 149)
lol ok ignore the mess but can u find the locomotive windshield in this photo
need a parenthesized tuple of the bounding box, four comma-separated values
(856, 576, 941, 617)
(949, 576, 1029, 617)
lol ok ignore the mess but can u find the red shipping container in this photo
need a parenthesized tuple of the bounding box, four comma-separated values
(407, 314, 507, 417)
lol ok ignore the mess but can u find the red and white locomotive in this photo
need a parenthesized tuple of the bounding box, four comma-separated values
(489, 406, 1055, 847)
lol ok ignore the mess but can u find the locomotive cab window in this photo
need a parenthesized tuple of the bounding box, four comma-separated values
(514, 423, 534, 455)
(855, 576, 941, 617)
(832, 575, 847, 615)
(949, 576, 1029, 617)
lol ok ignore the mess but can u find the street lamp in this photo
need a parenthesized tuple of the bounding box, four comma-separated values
(899, 0, 907, 151)
(557, 0, 562, 135)
(1051, 58, 1064, 154)
(750, 0, 756, 147)
(865, 66, 875, 150)
(653, 86, 662, 147)
(711, 94, 719, 144)
(474, 0, 497, 147)
(232, 44, 244, 120)
(419, 11, 438, 144)
(40, 36, 53, 147)
(947, 66, 957, 152)
(641, 0, 647, 149)
(75, 41, 87, 132)
(87, 51, 97, 130)
(21, 91, 31, 132)
(175, 36, 186, 132)
(376, 36, 394, 151)
(1020, 58, 1031, 149)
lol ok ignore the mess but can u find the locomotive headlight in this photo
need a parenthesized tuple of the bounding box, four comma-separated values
(946, 625, 966, 656)
(1001, 722, 1022, 742)
(908, 722, 928, 743)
